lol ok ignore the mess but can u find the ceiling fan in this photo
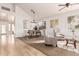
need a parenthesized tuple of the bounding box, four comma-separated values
(58, 3, 79, 11)
(30, 9, 36, 14)
(30, 9, 37, 23)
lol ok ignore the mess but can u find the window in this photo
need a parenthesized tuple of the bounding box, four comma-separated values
(1, 25, 6, 33)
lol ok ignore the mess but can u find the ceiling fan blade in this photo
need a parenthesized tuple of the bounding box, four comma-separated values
(59, 6, 66, 11)
(58, 4, 65, 6)
(70, 3, 79, 5)
(31, 9, 35, 14)
(31, 20, 36, 23)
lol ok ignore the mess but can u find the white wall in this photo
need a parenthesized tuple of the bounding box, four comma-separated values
(42, 9, 79, 40)
(15, 5, 46, 37)
(15, 6, 32, 37)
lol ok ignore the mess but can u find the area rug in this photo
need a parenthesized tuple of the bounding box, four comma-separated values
(27, 43, 79, 56)
(18, 37, 79, 56)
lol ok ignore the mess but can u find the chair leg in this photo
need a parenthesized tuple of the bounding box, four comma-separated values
(56, 44, 57, 47)
(66, 39, 68, 46)
(74, 40, 76, 49)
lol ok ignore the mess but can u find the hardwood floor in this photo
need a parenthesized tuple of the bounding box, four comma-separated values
(0, 36, 79, 56)
(0, 38, 46, 56)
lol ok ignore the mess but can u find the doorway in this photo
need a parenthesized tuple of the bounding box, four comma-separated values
(0, 12, 15, 45)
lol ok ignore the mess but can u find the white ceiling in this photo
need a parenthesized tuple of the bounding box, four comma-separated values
(16, 3, 79, 20)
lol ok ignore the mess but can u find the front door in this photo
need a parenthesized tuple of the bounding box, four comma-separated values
(0, 22, 15, 45)
(0, 12, 15, 45)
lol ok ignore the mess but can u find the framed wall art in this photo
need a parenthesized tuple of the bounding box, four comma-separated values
(50, 19, 59, 28)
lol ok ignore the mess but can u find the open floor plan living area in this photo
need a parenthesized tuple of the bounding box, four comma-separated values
(1, 3, 79, 56)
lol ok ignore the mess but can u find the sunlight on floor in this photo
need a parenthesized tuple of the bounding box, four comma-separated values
(0, 35, 15, 46)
